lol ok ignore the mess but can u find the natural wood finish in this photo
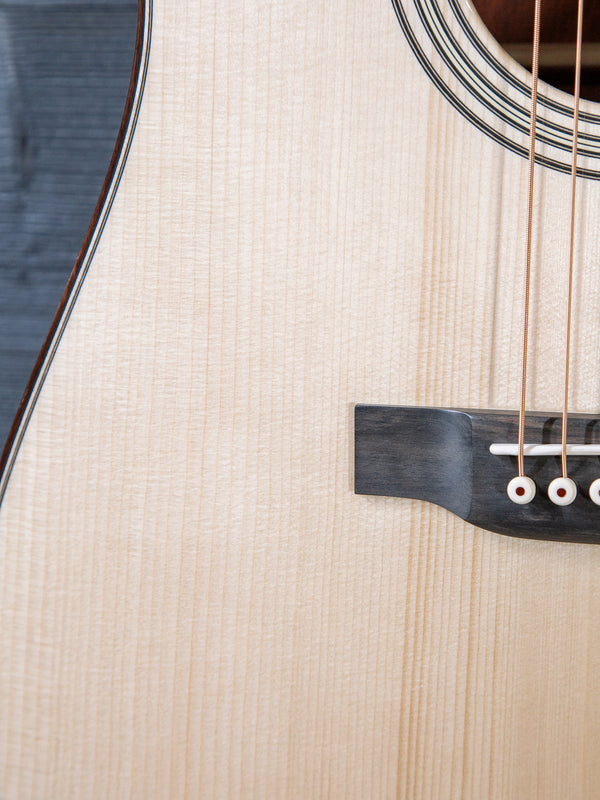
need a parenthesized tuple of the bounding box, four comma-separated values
(3, 1, 600, 797)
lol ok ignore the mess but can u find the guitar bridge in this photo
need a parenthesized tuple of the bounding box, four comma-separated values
(354, 405, 600, 544)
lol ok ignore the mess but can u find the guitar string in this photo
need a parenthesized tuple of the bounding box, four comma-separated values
(561, 0, 585, 478)
(518, 0, 543, 478)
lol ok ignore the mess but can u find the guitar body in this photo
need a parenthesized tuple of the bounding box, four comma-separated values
(3, 1, 600, 796)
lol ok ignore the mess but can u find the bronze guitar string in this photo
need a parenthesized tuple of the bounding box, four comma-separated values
(518, 0, 543, 478)
(561, 0, 585, 479)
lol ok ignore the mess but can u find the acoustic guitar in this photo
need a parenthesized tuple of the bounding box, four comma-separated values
(2, 0, 600, 796)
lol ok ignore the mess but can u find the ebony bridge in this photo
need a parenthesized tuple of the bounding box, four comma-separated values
(354, 405, 600, 544)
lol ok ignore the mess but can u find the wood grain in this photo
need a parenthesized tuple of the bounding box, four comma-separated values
(2, 0, 600, 797)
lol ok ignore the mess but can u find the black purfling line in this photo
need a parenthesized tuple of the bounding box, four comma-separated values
(389, 0, 600, 179)
(414, 0, 600, 154)
(448, 0, 600, 125)
(0, 0, 154, 505)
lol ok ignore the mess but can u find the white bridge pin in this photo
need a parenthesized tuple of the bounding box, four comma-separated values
(548, 477, 577, 506)
(589, 479, 600, 506)
(507, 476, 536, 505)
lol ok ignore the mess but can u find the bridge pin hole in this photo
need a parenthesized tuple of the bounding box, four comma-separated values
(507, 476, 536, 505)
(548, 477, 577, 506)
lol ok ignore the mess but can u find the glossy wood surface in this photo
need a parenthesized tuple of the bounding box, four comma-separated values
(2, 1, 600, 797)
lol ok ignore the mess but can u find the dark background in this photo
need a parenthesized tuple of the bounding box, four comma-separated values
(473, 0, 600, 101)
(0, 0, 137, 449)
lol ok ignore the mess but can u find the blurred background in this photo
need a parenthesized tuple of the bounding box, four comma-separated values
(0, 0, 137, 449)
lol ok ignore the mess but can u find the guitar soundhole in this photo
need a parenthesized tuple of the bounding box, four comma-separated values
(473, 0, 600, 102)
(391, 0, 600, 178)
